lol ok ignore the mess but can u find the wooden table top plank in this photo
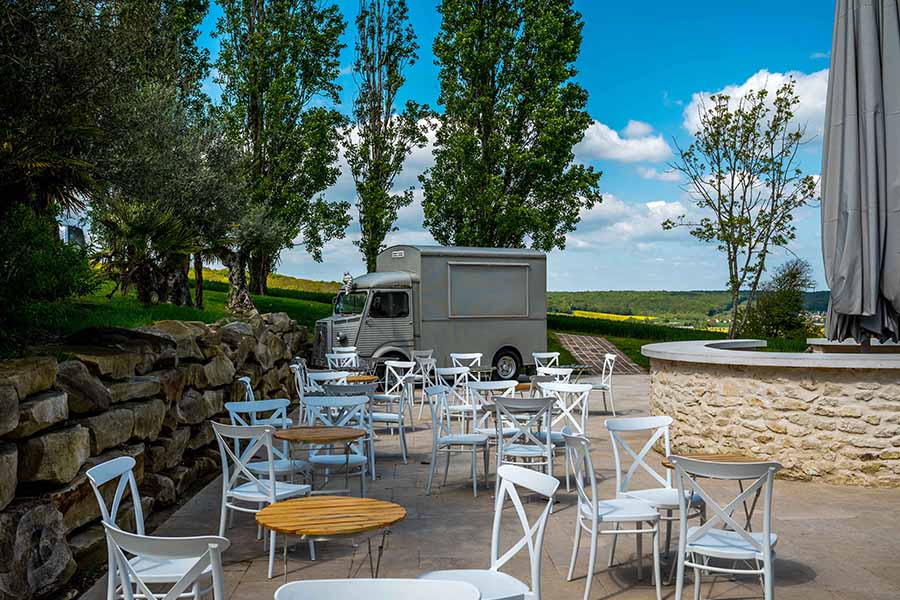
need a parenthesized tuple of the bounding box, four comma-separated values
(661, 453, 761, 469)
(256, 496, 406, 536)
(274, 426, 366, 444)
(346, 374, 379, 384)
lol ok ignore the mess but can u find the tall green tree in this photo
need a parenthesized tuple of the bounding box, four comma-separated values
(215, 0, 351, 295)
(346, 0, 431, 272)
(742, 258, 816, 340)
(665, 81, 818, 337)
(421, 0, 601, 250)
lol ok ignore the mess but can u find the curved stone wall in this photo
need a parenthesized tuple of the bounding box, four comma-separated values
(643, 340, 900, 487)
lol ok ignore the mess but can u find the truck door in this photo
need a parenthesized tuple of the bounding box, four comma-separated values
(356, 290, 414, 357)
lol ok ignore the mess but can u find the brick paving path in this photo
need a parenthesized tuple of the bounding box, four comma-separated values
(555, 332, 645, 374)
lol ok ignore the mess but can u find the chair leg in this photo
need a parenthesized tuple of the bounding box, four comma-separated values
(106, 549, 116, 600)
(675, 548, 686, 600)
(442, 449, 451, 486)
(361, 469, 367, 497)
(567, 518, 582, 581)
(565, 447, 571, 493)
(482, 445, 490, 486)
(268, 530, 276, 579)
(309, 540, 316, 561)
(193, 581, 201, 600)
(426, 445, 438, 495)
(665, 509, 673, 556)
(471, 448, 478, 498)
(652, 525, 662, 600)
(636, 521, 643, 581)
(764, 557, 774, 600)
(608, 523, 619, 567)
(368, 436, 376, 481)
(399, 423, 408, 464)
(609, 387, 616, 416)
(693, 566, 701, 600)
(218, 500, 228, 537)
(584, 523, 598, 600)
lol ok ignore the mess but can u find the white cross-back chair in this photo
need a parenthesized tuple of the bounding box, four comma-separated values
(323, 383, 378, 480)
(606, 416, 704, 562)
(326, 352, 359, 369)
(425, 385, 490, 497)
(564, 434, 662, 600)
(236, 377, 293, 427)
(371, 360, 414, 463)
(535, 366, 572, 382)
(671, 456, 781, 600)
(592, 353, 617, 415)
(226, 397, 308, 481)
(421, 464, 559, 600)
(535, 381, 591, 491)
(532, 352, 560, 369)
(103, 523, 230, 600)
(468, 380, 517, 439)
(306, 370, 350, 392)
(274, 578, 480, 600)
(289, 362, 310, 425)
(304, 394, 370, 496)
(212, 422, 312, 578)
(450, 352, 483, 369)
(436, 366, 474, 432)
(333, 345, 357, 353)
(493, 396, 555, 497)
(415, 356, 438, 419)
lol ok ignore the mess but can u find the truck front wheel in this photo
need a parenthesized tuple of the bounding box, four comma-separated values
(493, 348, 521, 381)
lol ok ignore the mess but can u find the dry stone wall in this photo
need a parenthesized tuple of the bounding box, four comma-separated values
(0, 313, 307, 600)
(649, 358, 900, 487)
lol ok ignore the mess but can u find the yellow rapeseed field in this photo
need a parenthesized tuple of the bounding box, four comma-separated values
(571, 310, 656, 322)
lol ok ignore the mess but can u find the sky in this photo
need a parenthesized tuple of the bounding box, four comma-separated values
(198, 0, 837, 291)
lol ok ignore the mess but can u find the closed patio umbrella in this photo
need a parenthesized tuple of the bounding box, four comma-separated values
(822, 0, 900, 342)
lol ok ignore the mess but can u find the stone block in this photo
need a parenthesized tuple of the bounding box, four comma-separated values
(79, 409, 135, 455)
(63, 346, 142, 381)
(140, 473, 176, 507)
(68, 523, 106, 570)
(56, 360, 112, 415)
(254, 331, 276, 370)
(187, 421, 215, 451)
(0, 356, 57, 400)
(0, 386, 18, 437)
(126, 399, 166, 441)
(168, 387, 225, 425)
(0, 501, 75, 598)
(0, 444, 16, 511)
(18, 425, 90, 485)
(64, 326, 177, 375)
(140, 320, 203, 361)
(7, 390, 67, 439)
(203, 355, 236, 388)
(151, 368, 187, 404)
(146, 427, 190, 473)
(179, 363, 208, 389)
(108, 375, 161, 404)
(165, 464, 198, 497)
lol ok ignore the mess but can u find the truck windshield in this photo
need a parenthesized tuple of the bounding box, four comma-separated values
(335, 291, 367, 315)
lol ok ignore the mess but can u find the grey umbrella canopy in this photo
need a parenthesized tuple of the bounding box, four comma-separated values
(822, 0, 900, 342)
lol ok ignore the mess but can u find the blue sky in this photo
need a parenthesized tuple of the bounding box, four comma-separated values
(199, 1, 836, 291)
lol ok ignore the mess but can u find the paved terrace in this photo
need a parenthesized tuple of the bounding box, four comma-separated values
(83, 375, 900, 600)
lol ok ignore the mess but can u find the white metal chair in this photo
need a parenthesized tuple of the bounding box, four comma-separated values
(103, 523, 229, 600)
(306, 370, 350, 392)
(371, 360, 414, 463)
(468, 380, 518, 439)
(535, 366, 572, 382)
(236, 377, 294, 427)
(226, 398, 308, 481)
(274, 578, 481, 600)
(436, 365, 475, 432)
(304, 395, 370, 496)
(415, 356, 438, 419)
(591, 353, 617, 415)
(211, 422, 312, 578)
(420, 464, 559, 600)
(88, 456, 214, 600)
(532, 352, 560, 369)
(492, 397, 555, 497)
(671, 456, 781, 600)
(425, 385, 490, 497)
(606, 416, 703, 562)
(326, 352, 359, 369)
(323, 383, 378, 480)
(451, 352, 483, 369)
(535, 381, 591, 491)
(564, 434, 662, 600)
(289, 362, 310, 425)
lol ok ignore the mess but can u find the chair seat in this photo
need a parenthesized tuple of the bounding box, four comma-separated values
(503, 444, 550, 458)
(534, 430, 565, 444)
(308, 454, 368, 467)
(128, 555, 212, 583)
(686, 527, 778, 560)
(371, 411, 401, 423)
(255, 416, 294, 428)
(591, 383, 610, 391)
(247, 458, 309, 476)
(475, 426, 520, 438)
(624, 487, 701, 509)
(439, 433, 489, 446)
(446, 405, 476, 414)
(229, 480, 310, 503)
(420, 569, 528, 600)
(582, 497, 660, 523)
(371, 394, 399, 403)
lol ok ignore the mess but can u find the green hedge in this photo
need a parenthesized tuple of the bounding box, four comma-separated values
(194, 279, 336, 305)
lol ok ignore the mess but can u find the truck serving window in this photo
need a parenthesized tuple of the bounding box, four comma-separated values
(369, 291, 409, 319)
(335, 291, 367, 315)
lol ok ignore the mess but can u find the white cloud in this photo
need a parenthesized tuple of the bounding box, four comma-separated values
(682, 69, 829, 137)
(571, 194, 687, 247)
(622, 120, 654, 139)
(810, 52, 829, 60)
(636, 166, 681, 183)
(575, 121, 672, 163)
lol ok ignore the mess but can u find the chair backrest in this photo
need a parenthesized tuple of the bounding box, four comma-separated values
(468, 380, 517, 431)
(491, 464, 559, 600)
(104, 523, 229, 600)
(303, 395, 369, 458)
(225, 398, 292, 461)
(605, 415, 673, 493)
(289, 362, 307, 398)
(326, 352, 359, 369)
(671, 456, 781, 557)
(493, 397, 554, 463)
(417, 357, 438, 389)
(86, 456, 145, 535)
(435, 366, 472, 409)
(536, 381, 592, 435)
(383, 360, 416, 398)
(323, 383, 378, 397)
(563, 433, 598, 518)
(211, 421, 278, 502)
(425, 385, 454, 440)
(532, 352, 560, 369)
(237, 376, 256, 402)
(528, 375, 555, 398)
(601, 353, 616, 386)
(274, 579, 480, 600)
(307, 370, 350, 391)
(536, 366, 572, 382)
(450, 352, 482, 369)
(333, 346, 357, 354)
(412, 349, 434, 360)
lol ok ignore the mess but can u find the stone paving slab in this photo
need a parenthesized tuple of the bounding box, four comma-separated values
(81, 374, 900, 600)
(556, 332, 645, 374)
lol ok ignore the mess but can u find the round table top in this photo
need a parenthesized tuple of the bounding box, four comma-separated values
(256, 495, 407, 537)
(661, 453, 761, 470)
(346, 374, 379, 384)
(274, 426, 365, 444)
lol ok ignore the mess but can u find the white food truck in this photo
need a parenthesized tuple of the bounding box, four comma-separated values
(312, 245, 547, 379)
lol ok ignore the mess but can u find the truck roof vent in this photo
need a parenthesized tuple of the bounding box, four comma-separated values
(391, 250, 405, 258)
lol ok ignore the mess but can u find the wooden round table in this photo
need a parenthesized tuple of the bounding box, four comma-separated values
(347, 374, 379, 384)
(275, 427, 366, 495)
(257, 495, 406, 581)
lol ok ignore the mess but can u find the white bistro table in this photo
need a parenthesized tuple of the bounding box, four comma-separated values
(274, 578, 481, 600)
